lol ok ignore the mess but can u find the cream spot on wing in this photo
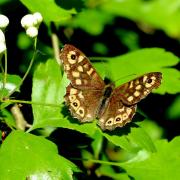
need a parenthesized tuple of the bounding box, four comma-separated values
(75, 79, 82, 85)
(87, 114, 92, 118)
(83, 63, 89, 69)
(105, 118, 114, 126)
(99, 118, 104, 123)
(78, 55, 84, 63)
(129, 81, 134, 88)
(144, 90, 149, 95)
(135, 79, 139, 85)
(126, 108, 132, 115)
(127, 96, 134, 102)
(76, 107, 85, 117)
(135, 84, 142, 90)
(71, 99, 80, 110)
(72, 71, 80, 78)
(87, 68, 94, 76)
(122, 113, 128, 120)
(77, 65, 83, 72)
(65, 64, 70, 71)
(145, 83, 152, 88)
(70, 88, 78, 95)
(143, 75, 148, 83)
(118, 107, 125, 112)
(134, 91, 140, 97)
(69, 95, 76, 102)
(78, 91, 84, 99)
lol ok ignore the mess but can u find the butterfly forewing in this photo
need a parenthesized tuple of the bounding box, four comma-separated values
(59, 44, 105, 90)
(114, 72, 162, 105)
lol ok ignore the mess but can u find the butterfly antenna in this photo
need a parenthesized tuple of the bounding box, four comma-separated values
(113, 73, 137, 84)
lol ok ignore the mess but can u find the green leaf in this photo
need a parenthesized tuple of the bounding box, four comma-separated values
(102, 126, 156, 153)
(71, 9, 113, 35)
(105, 48, 180, 94)
(101, 0, 180, 38)
(20, 0, 76, 26)
(120, 136, 180, 180)
(137, 119, 163, 140)
(31, 59, 64, 130)
(91, 130, 103, 159)
(0, 130, 79, 179)
(0, 109, 16, 128)
(0, 74, 22, 98)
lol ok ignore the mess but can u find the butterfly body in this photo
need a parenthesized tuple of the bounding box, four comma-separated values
(59, 44, 162, 131)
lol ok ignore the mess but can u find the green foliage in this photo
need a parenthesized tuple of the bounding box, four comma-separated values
(0, 131, 79, 179)
(0, 0, 180, 179)
(120, 136, 180, 180)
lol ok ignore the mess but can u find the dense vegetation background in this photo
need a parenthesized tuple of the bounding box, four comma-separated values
(0, 0, 180, 179)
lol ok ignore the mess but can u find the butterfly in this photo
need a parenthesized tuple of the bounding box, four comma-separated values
(59, 44, 162, 131)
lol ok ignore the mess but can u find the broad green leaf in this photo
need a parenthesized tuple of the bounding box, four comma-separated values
(137, 119, 163, 140)
(102, 126, 156, 153)
(20, 0, 76, 26)
(101, 0, 180, 38)
(120, 136, 180, 180)
(0, 130, 79, 179)
(31, 59, 64, 130)
(166, 95, 180, 120)
(128, 127, 156, 153)
(105, 48, 180, 94)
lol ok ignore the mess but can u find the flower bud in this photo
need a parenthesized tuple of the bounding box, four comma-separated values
(0, 15, 9, 29)
(33, 12, 43, 26)
(21, 14, 34, 29)
(26, 26, 38, 38)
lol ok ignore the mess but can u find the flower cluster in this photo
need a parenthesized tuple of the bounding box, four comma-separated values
(21, 12, 43, 38)
(0, 15, 9, 54)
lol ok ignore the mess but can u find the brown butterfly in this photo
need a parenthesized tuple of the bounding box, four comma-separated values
(59, 44, 162, 131)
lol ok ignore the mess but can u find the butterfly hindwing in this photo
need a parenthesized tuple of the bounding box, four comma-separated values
(64, 84, 103, 122)
(98, 92, 137, 130)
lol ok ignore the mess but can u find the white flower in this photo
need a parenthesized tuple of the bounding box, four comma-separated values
(0, 42, 6, 54)
(0, 29, 5, 42)
(33, 12, 43, 26)
(21, 14, 34, 29)
(0, 15, 9, 29)
(26, 26, 38, 38)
